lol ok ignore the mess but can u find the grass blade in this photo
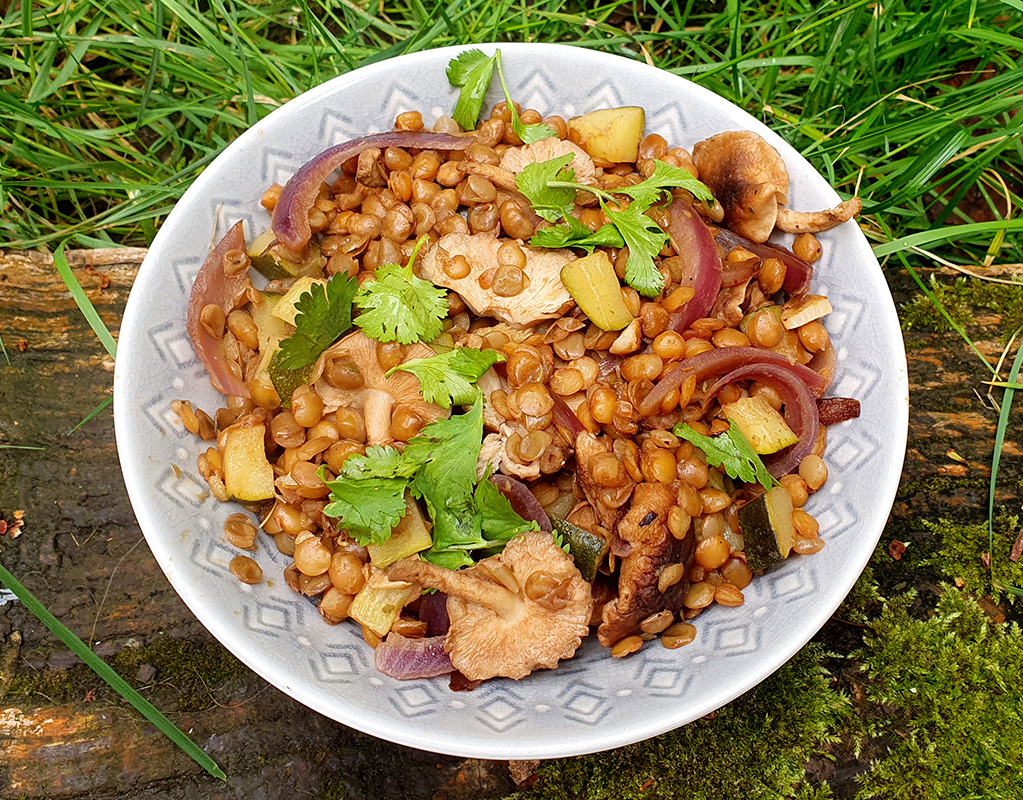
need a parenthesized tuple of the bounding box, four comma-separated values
(53, 242, 118, 359)
(872, 219, 1023, 258)
(65, 392, 114, 435)
(0, 334, 9, 366)
(0, 560, 227, 779)
(0, 444, 46, 451)
(988, 331, 1023, 597)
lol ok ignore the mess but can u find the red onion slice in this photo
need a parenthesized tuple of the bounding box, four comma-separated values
(272, 131, 469, 250)
(639, 346, 828, 416)
(186, 220, 251, 397)
(704, 363, 820, 478)
(666, 199, 722, 331)
(552, 394, 586, 444)
(490, 474, 553, 533)
(374, 633, 453, 680)
(419, 591, 450, 637)
(713, 228, 813, 296)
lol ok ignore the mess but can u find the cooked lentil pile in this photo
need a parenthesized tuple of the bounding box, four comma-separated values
(177, 93, 860, 684)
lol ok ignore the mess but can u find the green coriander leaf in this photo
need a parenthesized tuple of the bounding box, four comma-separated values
(354, 245, 448, 344)
(607, 204, 668, 297)
(425, 502, 484, 554)
(493, 50, 557, 145)
(515, 153, 577, 222)
(475, 477, 539, 543)
(321, 474, 409, 546)
(672, 422, 777, 490)
(618, 160, 717, 211)
(340, 444, 423, 480)
(388, 347, 505, 407)
(276, 273, 358, 369)
(446, 49, 497, 131)
(423, 546, 475, 570)
(529, 216, 625, 250)
(406, 397, 485, 509)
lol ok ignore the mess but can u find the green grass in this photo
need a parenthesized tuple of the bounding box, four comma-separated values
(1, 0, 1021, 261)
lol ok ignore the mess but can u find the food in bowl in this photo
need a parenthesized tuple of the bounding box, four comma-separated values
(173, 50, 862, 685)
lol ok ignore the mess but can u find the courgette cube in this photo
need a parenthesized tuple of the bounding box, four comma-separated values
(737, 485, 794, 572)
(223, 424, 275, 501)
(247, 230, 326, 280)
(349, 567, 421, 637)
(722, 396, 798, 455)
(367, 496, 433, 568)
(568, 107, 646, 163)
(271, 276, 329, 327)
(266, 350, 313, 408)
(560, 251, 634, 331)
(550, 515, 609, 582)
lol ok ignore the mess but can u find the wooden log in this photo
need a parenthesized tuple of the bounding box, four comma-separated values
(0, 248, 1018, 798)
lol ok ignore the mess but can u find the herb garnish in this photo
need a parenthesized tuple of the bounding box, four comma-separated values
(275, 273, 358, 369)
(672, 422, 777, 490)
(516, 155, 716, 297)
(447, 49, 556, 143)
(353, 236, 448, 344)
(388, 347, 506, 408)
(321, 397, 537, 566)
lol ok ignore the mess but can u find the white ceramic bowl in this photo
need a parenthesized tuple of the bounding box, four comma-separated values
(114, 43, 908, 759)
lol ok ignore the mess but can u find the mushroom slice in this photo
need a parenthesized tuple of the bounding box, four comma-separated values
(499, 139, 598, 186)
(597, 482, 696, 647)
(420, 233, 576, 326)
(388, 531, 592, 681)
(476, 425, 541, 481)
(573, 432, 635, 531)
(694, 130, 862, 242)
(693, 131, 790, 244)
(312, 330, 446, 446)
(775, 197, 863, 234)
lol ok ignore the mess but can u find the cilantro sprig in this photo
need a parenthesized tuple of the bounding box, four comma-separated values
(672, 422, 777, 491)
(517, 154, 717, 297)
(275, 273, 358, 370)
(446, 49, 556, 143)
(387, 347, 505, 408)
(321, 398, 537, 564)
(353, 236, 448, 344)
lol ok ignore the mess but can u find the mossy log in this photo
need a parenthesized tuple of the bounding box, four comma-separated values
(0, 249, 1018, 798)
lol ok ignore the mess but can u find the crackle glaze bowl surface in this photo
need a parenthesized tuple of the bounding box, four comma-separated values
(113, 43, 908, 759)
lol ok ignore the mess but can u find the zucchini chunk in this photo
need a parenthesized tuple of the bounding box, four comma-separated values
(550, 515, 609, 582)
(736, 485, 794, 572)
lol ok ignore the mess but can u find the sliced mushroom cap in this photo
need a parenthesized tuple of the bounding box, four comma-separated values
(388, 531, 592, 681)
(597, 481, 696, 647)
(693, 131, 790, 243)
(312, 330, 446, 445)
(500, 138, 598, 186)
(420, 233, 576, 326)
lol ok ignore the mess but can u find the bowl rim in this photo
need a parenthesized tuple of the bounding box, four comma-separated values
(114, 41, 909, 759)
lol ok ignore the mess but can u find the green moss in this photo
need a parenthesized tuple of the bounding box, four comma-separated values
(835, 567, 883, 625)
(912, 514, 1023, 605)
(9, 637, 248, 712)
(901, 276, 975, 332)
(852, 588, 1023, 800)
(900, 274, 1023, 340)
(512, 644, 848, 800)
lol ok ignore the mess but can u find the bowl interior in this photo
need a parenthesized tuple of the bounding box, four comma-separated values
(113, 43, 908, 759)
